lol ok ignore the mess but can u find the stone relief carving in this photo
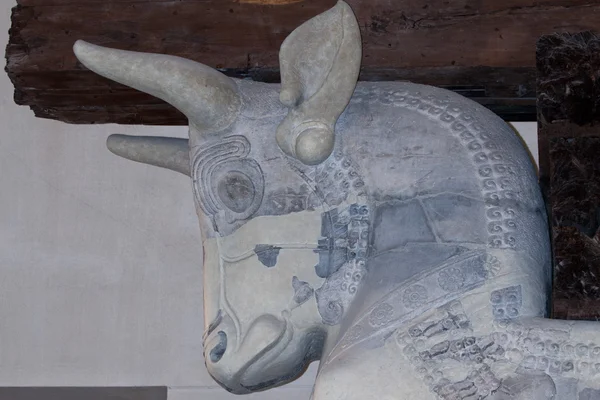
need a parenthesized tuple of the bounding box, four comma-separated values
(71, 1, 600, 398)
(491, 286, 523, 321)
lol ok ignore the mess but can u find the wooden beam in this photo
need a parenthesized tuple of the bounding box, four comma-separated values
(537, 32, 600, 321)
(6, 0, 600, 125)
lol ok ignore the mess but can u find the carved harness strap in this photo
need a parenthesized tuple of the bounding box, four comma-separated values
(328, 250, 499, 360)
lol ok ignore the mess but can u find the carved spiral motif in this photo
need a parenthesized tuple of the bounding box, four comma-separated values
(486, 207, 502, 220)
(488, 236, 503, 248)
(316, 297, 344, 327)
(310, 150, 367, 206)
(479, 166, 493, 178)
(324, 301, 344, 324)
(488, 222, 503, 234)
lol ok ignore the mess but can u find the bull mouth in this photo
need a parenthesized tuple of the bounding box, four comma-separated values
(204, 312, 295, 394)
(238, 321, 326, 393)
(239, 355, 312, 392)
(233, 315, 297, 392)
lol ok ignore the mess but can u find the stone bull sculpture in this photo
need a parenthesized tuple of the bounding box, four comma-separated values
(72, 2, 600, 399)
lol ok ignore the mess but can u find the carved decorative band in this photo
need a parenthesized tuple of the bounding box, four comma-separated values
(329, 251, 500, 360)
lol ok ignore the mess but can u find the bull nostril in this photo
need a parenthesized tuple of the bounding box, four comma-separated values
(210, 331, 227, 363)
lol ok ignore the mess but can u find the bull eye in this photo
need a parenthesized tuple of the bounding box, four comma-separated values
(217, 171, 256, 213)
(194, 140, 265, 224)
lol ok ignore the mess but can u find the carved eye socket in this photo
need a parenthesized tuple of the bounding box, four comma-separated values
(192, 136, 265, 225)
(217, 172, 256, 213)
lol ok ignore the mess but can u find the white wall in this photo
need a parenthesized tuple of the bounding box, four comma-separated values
(0, 1, 537, 398)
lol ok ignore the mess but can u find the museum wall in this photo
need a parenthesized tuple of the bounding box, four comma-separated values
(0, 1, 537, 398)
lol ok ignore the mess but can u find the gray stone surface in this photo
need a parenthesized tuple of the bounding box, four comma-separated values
(71, 1, 600, 399)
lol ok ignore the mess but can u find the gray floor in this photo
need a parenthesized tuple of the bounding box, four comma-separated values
(0, 388, 166, 400)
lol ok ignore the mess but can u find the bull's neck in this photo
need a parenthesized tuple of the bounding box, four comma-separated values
(313, 244, 488, 400)
(320, 242, 485, 359)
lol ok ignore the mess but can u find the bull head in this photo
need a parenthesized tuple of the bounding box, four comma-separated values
(74, 1, 570, 399)
(74, 1, 362, 393)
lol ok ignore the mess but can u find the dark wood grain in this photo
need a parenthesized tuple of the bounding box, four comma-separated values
(553, 299, 600, 320)
(550, 139, 600, 321)
(5, 0, 600, 124)
(537, 32, 600, 321)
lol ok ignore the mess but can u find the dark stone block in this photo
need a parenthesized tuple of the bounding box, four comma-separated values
(537, 32, 600, 125)
(537, 31, 600, 319)
(550, 137, 600, 318)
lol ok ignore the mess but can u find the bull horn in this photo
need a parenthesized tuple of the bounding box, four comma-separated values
(73, 40, 241, 133)
(106, 134, 190, 176)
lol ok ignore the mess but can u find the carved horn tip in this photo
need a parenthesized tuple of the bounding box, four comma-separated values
(105, 134, 128, 154)
(73, 39, 88, 51)
(73, 40, 241, 134)
(106, 134, 191, 177)
(73, 40, 97, 61)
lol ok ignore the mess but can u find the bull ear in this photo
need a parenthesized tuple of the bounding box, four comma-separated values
(276, 1, 361, 165)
